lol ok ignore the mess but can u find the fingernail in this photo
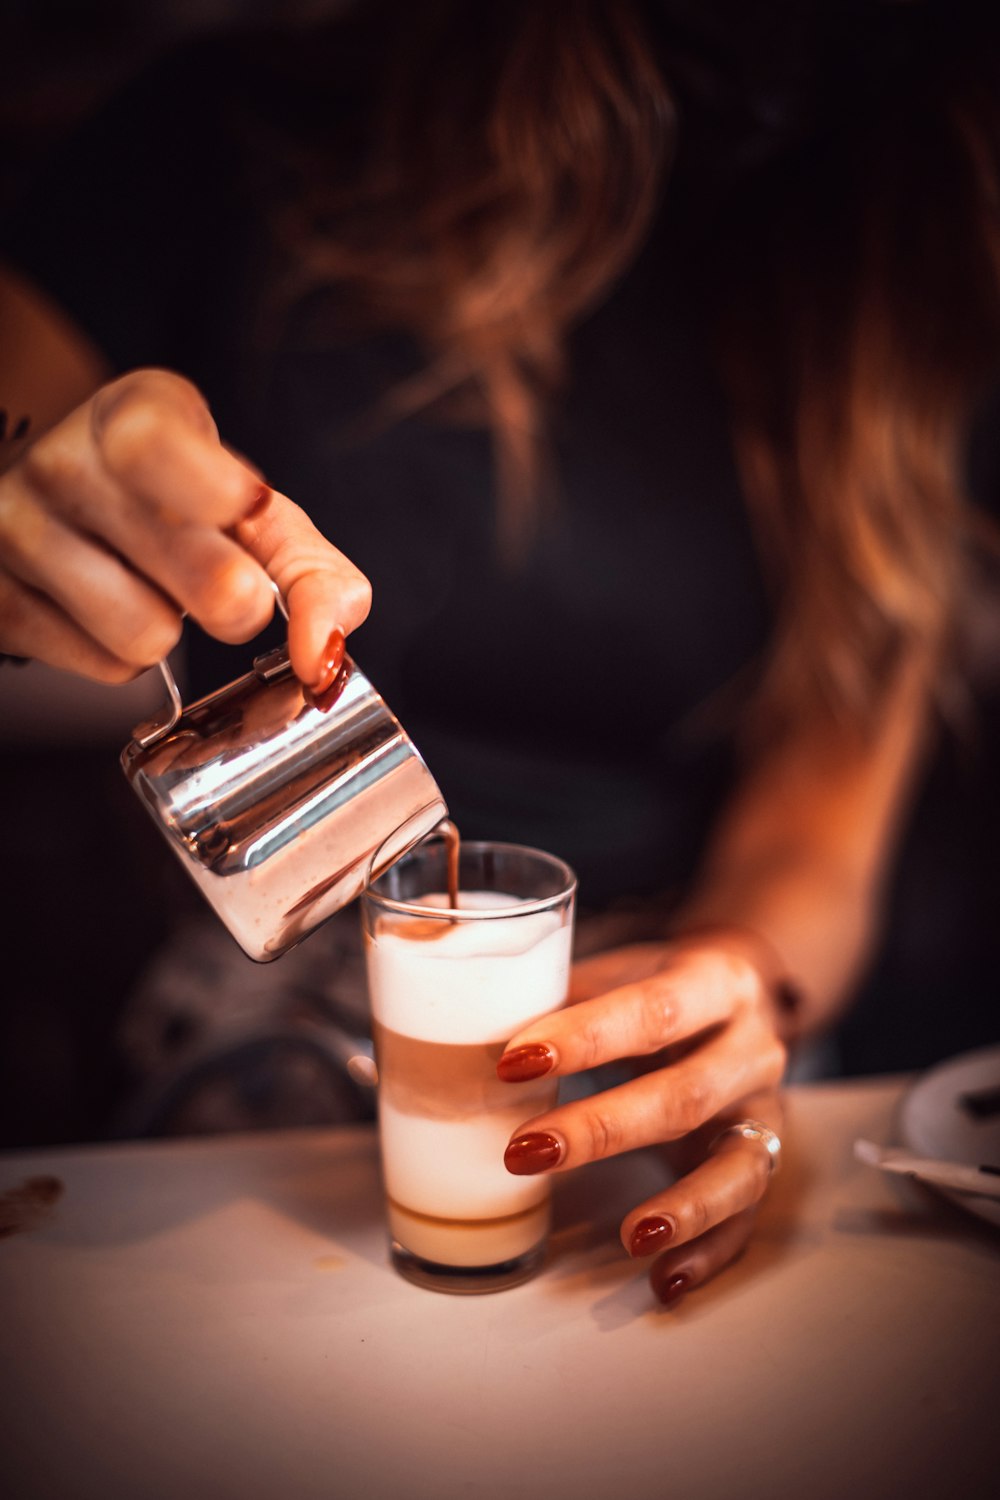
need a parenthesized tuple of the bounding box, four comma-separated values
(504, 1132, 562, 1175)
(311, 627, 346, 695)
(628, 1215, 676, 1258)
(654, 1269, 691, 1306)
(497, 1044, 554, 1083)
(243, 483, 272, 521)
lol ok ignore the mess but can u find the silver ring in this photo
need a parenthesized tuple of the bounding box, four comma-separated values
(710, 1119, 782, 1175)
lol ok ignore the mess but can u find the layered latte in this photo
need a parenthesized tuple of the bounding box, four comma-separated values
(366, 892, 570, 1270)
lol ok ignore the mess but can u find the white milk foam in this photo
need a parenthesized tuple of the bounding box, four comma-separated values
(367, 891, 571, 1044)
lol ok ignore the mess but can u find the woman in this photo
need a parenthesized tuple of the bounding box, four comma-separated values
(1, 0, 997, 1303)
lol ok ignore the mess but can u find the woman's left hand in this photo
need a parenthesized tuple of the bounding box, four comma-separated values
(497, 933, 788, 1305)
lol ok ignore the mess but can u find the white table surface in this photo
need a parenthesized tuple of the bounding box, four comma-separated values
(1, 1077, 997, 1500)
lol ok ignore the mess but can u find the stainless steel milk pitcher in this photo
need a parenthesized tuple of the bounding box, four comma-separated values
(121, 636, 447, 962)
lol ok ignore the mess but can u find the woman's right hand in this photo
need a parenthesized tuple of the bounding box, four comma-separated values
(0, 367, 371, 687)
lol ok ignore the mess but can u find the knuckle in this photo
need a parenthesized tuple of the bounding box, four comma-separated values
(20, 433, 88, 501)
(584, 1106, 625, 1161)
(769, 1037, 789, 1083)
(573, 1011, 608, 1070)
(101, 656, 147, 685)
(122, 612, 183, 668)
(672, 1072, 713, 1134)
(681, 1192, 713, 1240)
(98, 398, 168, 479)
(195, 558, 271, 639)
(138, 367, 202, 403)
(106, 367, 204, 415)
(345, 568, 373, 625)
(716, 950, 762, 1008)
(96, 370, 210, 479)
(642, 975, 678, 1050)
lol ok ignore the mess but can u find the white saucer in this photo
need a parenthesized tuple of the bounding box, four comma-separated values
(898, 1043, 1000, 1229)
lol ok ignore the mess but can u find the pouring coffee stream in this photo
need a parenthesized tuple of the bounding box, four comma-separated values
(442, 818, 461, 910)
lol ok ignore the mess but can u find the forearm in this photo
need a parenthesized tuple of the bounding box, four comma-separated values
(670, 661, 934, 1042)
(0, 262, 110, 436)
(671, 850, 884, 1041)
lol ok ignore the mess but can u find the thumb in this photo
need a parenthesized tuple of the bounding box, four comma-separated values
(233, 489, 372, 688)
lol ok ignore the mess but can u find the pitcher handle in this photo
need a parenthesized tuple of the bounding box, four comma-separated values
(131, 579, 289, 748)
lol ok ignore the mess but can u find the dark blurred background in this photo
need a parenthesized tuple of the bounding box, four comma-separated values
(1, 1, 997, 1150)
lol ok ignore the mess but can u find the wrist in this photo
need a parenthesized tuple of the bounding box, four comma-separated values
(667, 921, 805, 1039)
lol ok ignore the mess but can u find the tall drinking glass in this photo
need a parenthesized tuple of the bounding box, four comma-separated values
(362, 838, 576, 1293)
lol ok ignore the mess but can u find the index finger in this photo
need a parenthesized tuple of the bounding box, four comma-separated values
(234, 490, 372, 687)
(497, 947, 765, 1081)
(93, 369, 262, 528)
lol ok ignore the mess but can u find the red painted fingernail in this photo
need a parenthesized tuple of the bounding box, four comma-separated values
(243, 483, 272, 521)
(504, 1132, 562, 1175)
(654, 1269, 691, 1306)
(629, 1215, 676, 1258)
(311, 627, 346, 695)
(497, 1045, 554, 1083)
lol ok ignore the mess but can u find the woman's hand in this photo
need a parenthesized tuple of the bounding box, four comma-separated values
(0, 368, 371, 686)
(498, 932, 788, 1304)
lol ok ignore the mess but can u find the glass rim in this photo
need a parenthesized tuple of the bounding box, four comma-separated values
(363, 838, 577, 921)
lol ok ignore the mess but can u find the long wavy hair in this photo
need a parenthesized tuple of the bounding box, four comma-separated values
(277, 0, 1000, 738)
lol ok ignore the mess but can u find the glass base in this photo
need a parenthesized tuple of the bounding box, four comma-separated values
(390, 1239, 546, 1295)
